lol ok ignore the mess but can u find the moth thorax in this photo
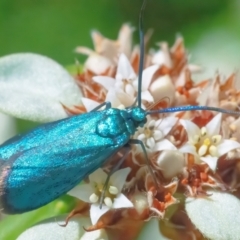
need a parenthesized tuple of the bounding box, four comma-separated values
(129, 107, 147, 127)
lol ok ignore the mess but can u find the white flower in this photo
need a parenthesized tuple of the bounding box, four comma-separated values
(68, 168, 133, 225)
(179, 113, 240, 171)
(136, 116, 178, 152)
(75, 24, 134, 74)
(93, 54, 159, 107)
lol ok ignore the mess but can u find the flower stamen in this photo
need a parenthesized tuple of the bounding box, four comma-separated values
(109, 186, 119, 195)
(203, 138, 211, 146)
(209, 145, 218, 157)
(193, 134, 201, 144)
(104, 197, 113, 208)
(198, 145, 208, 156)
(201, 127, 207, 136)
(212, 135, 222, 144)
(89, 193, 99, 203)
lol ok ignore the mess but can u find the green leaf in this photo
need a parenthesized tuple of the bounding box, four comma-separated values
(186, 190, 240, 240)
(17, 216, 92, 240)
(0, 53, 82, 122)
(137, 220, 170, 240)
(0, 196, 75, 240)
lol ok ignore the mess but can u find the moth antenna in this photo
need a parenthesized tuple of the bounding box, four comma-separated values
(147, 105, 240, 115)
(136, 0, 147, 108)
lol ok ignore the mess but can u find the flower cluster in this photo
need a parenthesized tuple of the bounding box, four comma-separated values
(1, 24, 240, 240)
(64, 24, 240, 239)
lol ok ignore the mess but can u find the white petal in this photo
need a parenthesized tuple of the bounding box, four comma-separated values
(146, 137, 155, 149)
(132, 78, 138, 90)
(141, 90, 154, 102)
(174, 70, 185, 87)
(105, 89, 122, 108)
(188, 64, 202, 72)
(0, 53, 82, 122)
(118, 24, 134, 58)
(116, 54, 136, 80)
(132, 192, 148, 215)
(137, 220, 170, 240)
(89, 168, 107, 184)
(90, 204, 109, 225)
(113, 194, 133, 209)
(92, 76, 115, 91)
(157, 150, 185, 179)
(148, 119, 156, 128)
(85, 54, 112, 75)
(152, 44, 172, 68)
(217, 139, 240, 156)
(206, 113, 222, 136)
(141, 65, 159, 91)
(75, 46, 95, 55)
(138, 133, 146, 141)
(154, 139, 177, 152)
(116, 91, 135, 107)
(67, 184, 94, 203)
(197, 84, 211, 106)
(17, 215, 91, 240)
(115, 80, 124, 89)
(110, 167, 131, 191)
(200, 156, 218, 172)
(125, 83, 135, 96)
(81, 97, 100, 112)
(90, 30, 103, 51)
(179, 143, 197, 155)
(80, 229, 108, 240)
(153, 130, 164, 141)
(155, 117, 178, 136)
(149, 75, 175, 105)
(152, 50, 165, 65)
(179, 119, 200, 141)
(186, 191, 240, 240)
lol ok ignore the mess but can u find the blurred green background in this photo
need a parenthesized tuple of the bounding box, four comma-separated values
(1, 0, 240, 239)
(1, 0, 240, 132)
(1, 0, 240, 67)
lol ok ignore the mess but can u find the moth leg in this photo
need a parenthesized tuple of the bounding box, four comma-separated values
(99, 145, 131, 208)
(91, 101, 111, 112)
(129, 139, 158, 189)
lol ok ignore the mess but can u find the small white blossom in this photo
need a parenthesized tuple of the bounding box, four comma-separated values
(68, 168, 133, 225)
(136, 116, 178, 152)
(179, 113, 240, 171)
(76, 24, 134, 74)
(93, 54, 159, 107)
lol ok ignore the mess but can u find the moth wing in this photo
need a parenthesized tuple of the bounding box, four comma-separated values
(0, 132, 119, 213)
